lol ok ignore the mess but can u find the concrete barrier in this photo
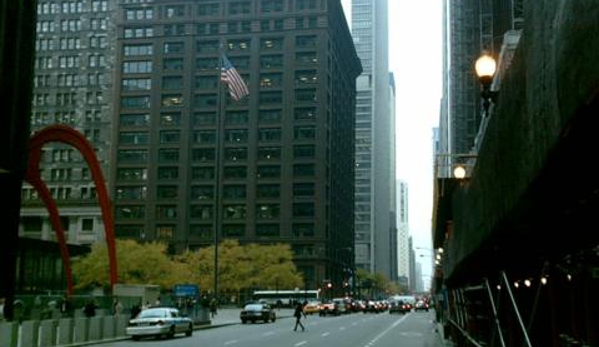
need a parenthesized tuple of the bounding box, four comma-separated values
(57, 318, 74, 345)
(115, 314, 128, 337)
(88, 316, 103, 341)
(39, 319, 58, 346)
(102, 315, 115, 339)
(20, 320, 40, 347)
(73, 317, 89, 343)
(0, 321, 18, 347)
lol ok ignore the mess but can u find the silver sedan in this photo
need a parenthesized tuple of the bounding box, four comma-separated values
(126, 307, 193, 340)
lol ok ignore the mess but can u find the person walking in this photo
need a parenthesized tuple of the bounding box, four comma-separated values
(293, 302, 306, 332)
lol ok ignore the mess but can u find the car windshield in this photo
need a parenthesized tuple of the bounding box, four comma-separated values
(138, 309, 169, 318)
(244, 304, 264, 310)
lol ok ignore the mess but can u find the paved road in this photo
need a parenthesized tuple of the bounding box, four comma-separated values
(93, 309, 450, 347)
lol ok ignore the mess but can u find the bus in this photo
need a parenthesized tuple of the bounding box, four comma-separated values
(252, 290, 320, 307)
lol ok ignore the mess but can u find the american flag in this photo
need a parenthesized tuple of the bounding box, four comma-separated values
(220, 54, 249, 101)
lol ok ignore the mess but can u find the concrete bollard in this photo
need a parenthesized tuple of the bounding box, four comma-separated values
(0, 321, 19, 347)
(57, 318, 74, 345)
(88, 316, 104, 341)
(39, 319, 58, 346)
(20, 320, 40, 347)
(102, 315, 115, 339)
(73, 317, 89, 343)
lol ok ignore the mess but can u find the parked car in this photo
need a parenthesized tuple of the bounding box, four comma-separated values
(414, 300, 429, 312)
(126, 307, 193, 341)
(240, 303, 276, 323)
(303, 300, 321, 315)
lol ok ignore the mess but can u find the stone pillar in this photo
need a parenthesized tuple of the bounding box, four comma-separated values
(39, 319, 58, 346)
(20, 320, 40, 347)
(0, 321, 19, 347)
(57, 318, 74, 345)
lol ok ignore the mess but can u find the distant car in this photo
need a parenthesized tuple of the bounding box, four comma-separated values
(319, 301, 340, 316)
(389, 300, 410, 314)
(126, 307, 193, 341)
(303, 300, 321, 315)
(240, 303, 276, 323)
(414, 300, 429, 312)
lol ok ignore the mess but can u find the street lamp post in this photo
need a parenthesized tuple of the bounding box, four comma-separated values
(475, 52, 499, 116)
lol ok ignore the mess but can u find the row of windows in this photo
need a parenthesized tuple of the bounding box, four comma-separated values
(37, 1, 107, 15)
(121, 53, 316, 73)
(124, 0, 321, 22)
(119, 89, 317, 109)
(115, 183, 316, 201)
(115, 222, 317, 240)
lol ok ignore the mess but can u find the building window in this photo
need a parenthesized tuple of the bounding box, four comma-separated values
(190, 224, 213, 239)
(296, 0, 317, 11)
(228, 1, 251, 15)
(116, 225, 145, 238)
(162, 76, 182, 90)
(115, 186, 147, 200)
(124, 26, 153, 38)
(163, 58, 184, 70)
(164, 24, 185, 35)
(256, 224, 279, 237)
(156, 225, 174, 239)
(223, 185, 246, 199)
(117, 149, 148, 163)
(191, 185, 214, 200)
(260, 37, 283, 50)
(293, 163, 315, 177)
(259, 91, 282, 104)
(159, 130, 180, 144)
(198, 3, 220, 16)
(193, 112, 216, 125)
(258, 146, 281, 160)
(261, 0, 283, 13)
(117, 168, 148, 181)
(294, 107, 317, 121)
(293, 145, 315, 158)
(258, 109, 281, 123)
(260, 54, 283, 69)
(293, 202, 314, 217)
(223, 224, 245, 237)
(295, 70, 317, 85)
(295, 89, 317, 102)
(258, 128, 281, 142)
(192, 148, 216, 162)
(193, 130, 216, 144)
(194, 94, 217, 108)
(224, 166, 247, 179)
(195, 75, 218, 89)
(158, 167, 179, 180)
(225, 129, 248, 143)
(197, 40, 219, 54)
(191, 167, 215, 180)
(125, 8, 153, 20)
(119, 131, 149, 145)
(157, 185, 178, 199)
(158, 149, 179, 162)
(257, 184, 280, 198)
(190, 205, 213, 219)
(293, 183, 315, 196)
(122, 61, 152, 73)
(196, 57, 219, 70)
(156, 205, 177, 219)
(122, 78, 151, 91)
(257, 165, 280, 178)
(259, 73, 282, 88)
(225, 111, 249, 125)
(162, 94, 184, 107)
(256, 204, 279, 219)
(115, 206, 145, 219)
(160, 112, 181, 127)
(293, 223, 315, 237)
(163, 42, 184, 54)
(229, 56, 250, 69)
(164, 5, 185, 18)
(294, 125, 316, 139)
(223, 204, 246, 219)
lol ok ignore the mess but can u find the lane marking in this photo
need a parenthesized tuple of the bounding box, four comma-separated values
(364, 315, 409, 347)
(294, 341, 308, 346)
(321, 332, 330, 337)
(339, 327, 346, 330)
(224, 340, 238, 345)
(262, 332, 275, 336)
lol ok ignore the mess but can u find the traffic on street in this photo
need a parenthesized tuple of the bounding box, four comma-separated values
(94, 308, 444, 347)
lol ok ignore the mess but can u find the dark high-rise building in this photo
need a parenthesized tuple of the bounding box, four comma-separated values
(112, 0, 361, 291)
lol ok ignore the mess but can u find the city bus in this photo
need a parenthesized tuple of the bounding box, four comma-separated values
(252, 290, 320, 307)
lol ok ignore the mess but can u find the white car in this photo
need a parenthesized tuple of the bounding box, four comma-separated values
(126, 307, 193, 340)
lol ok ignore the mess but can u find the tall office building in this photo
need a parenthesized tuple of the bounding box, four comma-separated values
(20, 0, 117, 245)
(112, 0, 361, 290)
(351, 0, 394, 279)
(396, 180, 409, 281)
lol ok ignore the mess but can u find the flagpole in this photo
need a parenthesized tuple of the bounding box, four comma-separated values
(213, 47, 226, 298)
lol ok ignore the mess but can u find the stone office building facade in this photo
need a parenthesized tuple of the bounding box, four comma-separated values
(112, 0, 361, 290)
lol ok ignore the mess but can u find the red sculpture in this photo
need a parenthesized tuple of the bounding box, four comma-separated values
(24, 125, 118, 295)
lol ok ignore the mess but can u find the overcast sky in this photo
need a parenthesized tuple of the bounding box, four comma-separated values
(341, 1, 443, 283)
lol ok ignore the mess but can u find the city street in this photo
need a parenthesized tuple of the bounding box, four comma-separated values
(94, 309, 446, 347)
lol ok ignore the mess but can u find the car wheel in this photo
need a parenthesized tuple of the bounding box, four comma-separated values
(272, 314, 276, 322)
(241, 319, 247, 324)
(186, 323, 193, 336)
(132, 336, 140, 341)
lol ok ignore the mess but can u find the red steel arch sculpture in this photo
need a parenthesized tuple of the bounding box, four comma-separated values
(24, 125, 118, 295)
